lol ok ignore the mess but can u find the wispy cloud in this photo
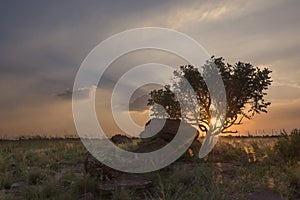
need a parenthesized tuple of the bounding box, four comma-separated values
(56, 86, 97, 100)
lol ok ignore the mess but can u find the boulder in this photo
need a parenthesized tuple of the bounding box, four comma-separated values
(84, 119, 200, 179)
(133, 137, 168, 153)
(140, 118, 198, 142)
(138, 119, 200, 159)
(140, 119, 181, 141)
(111, 134, 132, 145)
(214, 162, 237, 173)
(9, 182, 24, 196)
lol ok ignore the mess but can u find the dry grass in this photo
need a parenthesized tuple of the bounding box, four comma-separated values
(0, 135, 298, 199)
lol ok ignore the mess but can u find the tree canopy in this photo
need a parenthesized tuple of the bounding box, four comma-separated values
(147, 57, 272, 134)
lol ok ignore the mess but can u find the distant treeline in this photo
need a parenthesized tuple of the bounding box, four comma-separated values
(0, 129, 299, 141)
(0, 135, 80, 141)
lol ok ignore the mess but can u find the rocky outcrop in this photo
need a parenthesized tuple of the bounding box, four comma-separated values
(133, 137, 168, 153)
(111, 134, 132, 145)
(140, 119, 183, 141)
(85, 119, 201, 178)
(137, 118, 201, 158)
(84, 118, 201, 196)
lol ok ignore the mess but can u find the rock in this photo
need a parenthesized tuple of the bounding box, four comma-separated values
(10, 182, 23, 190)
(133, 138, 168, 153)
(111, 134, 132, 145)
(141, 119, 190, 142)
(214, 162, 237, 173)
(9, 182, 25, 196)
(84, 153, 120, 180)
(133, 118, 201, 163)
(98, 174, 152, 194)
(138, 119, 199, 155)
(79, 192, 94, 200)
(248, 190, 284, 200)
(169, 162, 199, 171)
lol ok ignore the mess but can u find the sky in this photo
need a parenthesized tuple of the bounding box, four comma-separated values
(0, 0, 299, 138)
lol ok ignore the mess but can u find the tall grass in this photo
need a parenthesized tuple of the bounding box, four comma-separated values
(274, 129, 300, 164)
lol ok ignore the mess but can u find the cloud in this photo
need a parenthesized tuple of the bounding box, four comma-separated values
(165, 1, 236, 29)
(268, 85, 300, 102)
(55, 89, 72, 99)
(0, 0, 300, 137)
(56, 86, 97, 100)
(272, 79, 300, 89)
(129, 94, 150, 112)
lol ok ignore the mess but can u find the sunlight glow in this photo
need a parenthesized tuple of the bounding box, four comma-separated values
(211, 117, 217, 125)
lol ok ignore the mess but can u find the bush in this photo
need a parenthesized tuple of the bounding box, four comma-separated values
(274, 129, 300, 163)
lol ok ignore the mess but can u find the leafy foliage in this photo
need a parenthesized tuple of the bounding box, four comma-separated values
(148, 57, 272, 133)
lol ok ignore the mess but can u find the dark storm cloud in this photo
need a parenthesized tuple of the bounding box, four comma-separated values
(0, 0, 184, 103)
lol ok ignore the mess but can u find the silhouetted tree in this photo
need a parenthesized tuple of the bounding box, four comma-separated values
(148, 57, 272, 134)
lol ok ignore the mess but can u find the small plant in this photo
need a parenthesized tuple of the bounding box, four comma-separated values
(0, 191, 14, 200)
(58, 172, 77, 188)
(24, 186, 43, 200)
(0, 173, 12, 189)
(72, 176, 97, 196)
(27, 169, 45, 185)
(40, 183, 62, 199)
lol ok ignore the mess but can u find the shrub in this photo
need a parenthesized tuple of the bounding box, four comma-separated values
(274, 129, 300, 163)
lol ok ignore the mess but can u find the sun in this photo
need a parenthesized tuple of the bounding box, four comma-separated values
(210, 117, 217, 125)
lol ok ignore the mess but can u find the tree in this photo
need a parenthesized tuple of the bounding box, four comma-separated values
(147, 57, 272, 134)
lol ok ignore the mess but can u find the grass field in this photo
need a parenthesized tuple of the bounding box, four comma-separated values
(0, 135, 299, 199)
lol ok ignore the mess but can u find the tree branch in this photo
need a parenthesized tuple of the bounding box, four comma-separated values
(221, 130, 238, 134)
